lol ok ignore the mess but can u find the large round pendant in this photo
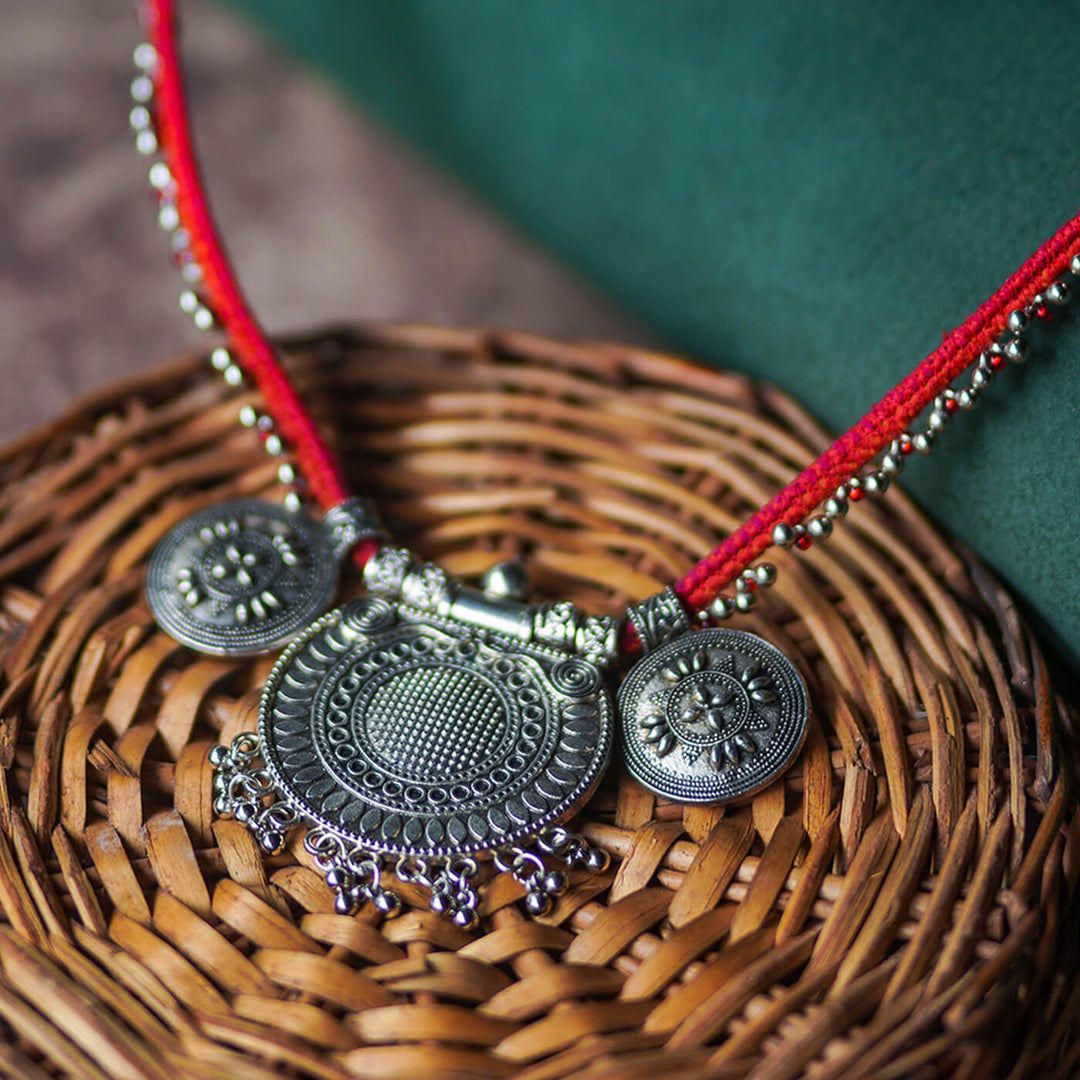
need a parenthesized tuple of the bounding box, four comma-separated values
(146, 498, 338, 656)
(258, 598, 613, 861)
(618, 627, 808, 804)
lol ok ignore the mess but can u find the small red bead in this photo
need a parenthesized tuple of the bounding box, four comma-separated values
(988, 352, 1007, 371)
(795, 535, 812, 550)
(848, 487, 866, 502)
(1036, 304, 1053, 322)
(742, 579, 758, 592)
(944, 397, 960, 414)
(899, 439, 915, 455)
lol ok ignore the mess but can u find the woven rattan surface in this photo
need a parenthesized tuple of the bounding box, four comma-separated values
(0, 323, 1076, 1080)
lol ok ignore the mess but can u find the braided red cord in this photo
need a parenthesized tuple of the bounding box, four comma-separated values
(147, 0, 379, 574)
(673, 215, 1080, 613)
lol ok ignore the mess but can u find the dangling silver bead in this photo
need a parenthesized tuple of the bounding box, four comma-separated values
(709, 595, 736, 620)
(148, 162, 172, 190)
(912, 431, 935, 454)
(824, 494, 848, 519)
(278, 463, 296, 486)
(734, 591, 756, 614)
(753, 563, 777, 587)
(1047, 280, 1071, 306)
(881, 452, 904, 476)
(771, 523, 797, 548)
(956, 388, 978, 410)
(131, 74, 154, 103)
(971, 366, 993, 391)
(1003, 338, 1028, 363)
(157, 202, 180, 231)
(129, 105, 152, 132)
(1070, 253, 1080, 278)
(807, 515, 832, 539)
(179, 290, 199, 315)
(223, 365, 243, 387)
(1006, 308, 1029, 334)
(192, 306, 215, 331)
(928, 409, 949, 432)
(239, 405, 258, 427)
(133, 42, 158, 71)
(264, 434, 284, 456)
(135, 129, 158, 155)
(863, 471, 889, 496)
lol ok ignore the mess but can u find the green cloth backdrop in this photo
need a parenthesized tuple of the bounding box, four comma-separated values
(220, 0, 1080, 665)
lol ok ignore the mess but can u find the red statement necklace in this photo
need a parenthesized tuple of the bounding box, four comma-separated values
(133, 0, 1080, 923)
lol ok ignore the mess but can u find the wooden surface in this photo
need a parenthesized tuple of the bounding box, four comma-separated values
(0, 324, 1075, 1079)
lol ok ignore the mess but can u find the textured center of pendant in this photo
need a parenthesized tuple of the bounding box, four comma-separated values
(199, 532, 283, 598)
(667, 672, 750, 746)
(259, 599, 613, 858)
(361, 665, 509, 782)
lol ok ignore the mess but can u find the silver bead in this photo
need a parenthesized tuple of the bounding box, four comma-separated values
(133, 42, 158, 71)
(157, 202, 180, 231)
(481, 560, 530, 601)
(956, 388, 978, 410)
(170, 228, 190, 253)
(971, 366, 993, 391)
(278, 463, 296, 486)
(129, 105, 152, 131)
(192, 307, 214, 331)
(734, 591, 756, 613)
(771, 523, 797, 548)
(1006, 308, 1029, 334)
(753, 563, 777, 587)
(1003, 338, 1028, 363)
(807, 515, 832, 539)
(1047, 280, 1071, 305)
(823, 494, 848, 519)
(927, 409, 949, 432)
(208, 744, 229, 767)
(284, 491, 303, 513)
(1070, 254, 1080, 277)
(223, 365, 243, 387)
(135, 129, 158, 155)
(708, 595, 736, 620)
(131, 74, 154, 103)
(179, 290, 199, 315)
(880, 452, 904, 476)
(912, 431, 935, 454)
(863, 471, 889, 496)
(148, 162, 172, 190)
(180, 261, 204, 283)
(264, 434, 284, 456)
(238, 401, 258, 424)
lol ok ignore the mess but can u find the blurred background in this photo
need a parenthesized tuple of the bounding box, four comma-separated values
(1, 0, 646, 438)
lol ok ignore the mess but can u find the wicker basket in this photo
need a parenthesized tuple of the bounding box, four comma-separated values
(0, 323, 1075, 1080)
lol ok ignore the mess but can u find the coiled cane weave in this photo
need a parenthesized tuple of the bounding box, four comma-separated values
(0, 323, 1075, 1080)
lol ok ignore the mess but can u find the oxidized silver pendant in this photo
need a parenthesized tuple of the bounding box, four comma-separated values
(213, 551, 617, 924)
(147, 496, 381, 656)
(618, 626, 808, 804)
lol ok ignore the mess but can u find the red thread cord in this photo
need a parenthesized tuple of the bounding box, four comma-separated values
(148, 0, 377, 574)
(149, 0, 1080, 641)
(673, 213, 1080, 613)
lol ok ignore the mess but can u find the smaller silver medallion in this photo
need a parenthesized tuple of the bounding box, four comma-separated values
(618, 628, 808, 804)
(146, 498, 338, 656)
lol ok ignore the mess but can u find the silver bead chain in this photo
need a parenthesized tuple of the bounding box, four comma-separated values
(130, 39, 303, 514)
(707, 272, 1074, 622)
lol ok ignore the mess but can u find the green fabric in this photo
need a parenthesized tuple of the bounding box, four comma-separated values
(220, 0, 1080, 663)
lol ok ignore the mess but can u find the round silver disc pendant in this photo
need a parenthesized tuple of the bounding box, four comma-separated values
(146, 498, 339, 656)
(259, 598, 613, 859)
(618, 628, 808, 804)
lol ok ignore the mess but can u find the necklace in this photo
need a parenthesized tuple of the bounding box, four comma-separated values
(132, 0, 1080, 924)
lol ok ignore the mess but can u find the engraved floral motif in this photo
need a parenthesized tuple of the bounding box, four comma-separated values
(638, 650, 776, 772)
